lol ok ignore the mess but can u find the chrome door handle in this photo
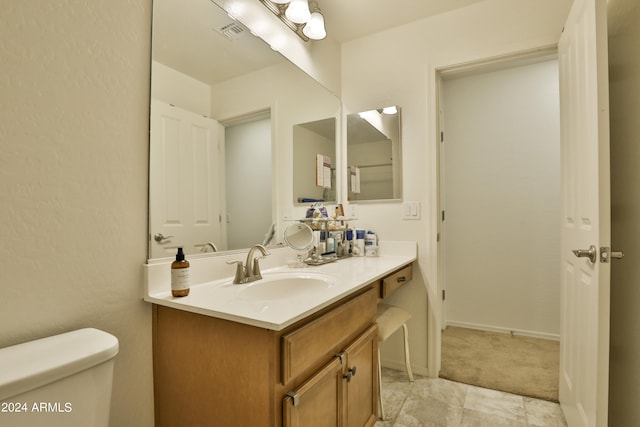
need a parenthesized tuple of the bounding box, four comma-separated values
(153, 233, 174, 243)
(572, 245, 597, 263)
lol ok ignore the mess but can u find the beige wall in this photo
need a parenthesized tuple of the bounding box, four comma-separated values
(341, 0, 572, 374)
(1, 2, 154, 426)
(608, 0, 640, 423)
(151, 61, 211, 116)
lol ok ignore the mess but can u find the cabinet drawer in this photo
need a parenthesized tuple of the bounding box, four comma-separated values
(381, 264, 413, 299)
(282, 356, 343, 427)
(281, 286, 377, 384)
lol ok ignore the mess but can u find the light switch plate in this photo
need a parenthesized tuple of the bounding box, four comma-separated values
(349, 204, 358, 219)
(402, 201, 420, 220)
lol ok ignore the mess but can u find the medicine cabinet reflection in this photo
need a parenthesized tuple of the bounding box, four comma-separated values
(347, 106, 402, 201)
(292, 117, 337, 205)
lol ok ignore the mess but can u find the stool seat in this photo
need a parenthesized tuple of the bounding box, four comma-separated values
(376, 303, 414, 421)
(377, 304, 412, 342)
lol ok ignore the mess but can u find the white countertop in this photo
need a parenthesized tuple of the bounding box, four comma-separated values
(144, 241, 416, 331)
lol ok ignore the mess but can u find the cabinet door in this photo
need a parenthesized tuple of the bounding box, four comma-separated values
(344, 325, 379, 427)
(283, 356, 345, 427)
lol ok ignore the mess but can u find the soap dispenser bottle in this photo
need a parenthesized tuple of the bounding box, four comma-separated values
(171, 247, 190, 297)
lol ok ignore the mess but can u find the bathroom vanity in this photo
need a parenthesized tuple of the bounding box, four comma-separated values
(145, 242, 416, 427)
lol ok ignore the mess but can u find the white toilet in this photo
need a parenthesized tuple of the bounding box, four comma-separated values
(0, 328, 119, 427)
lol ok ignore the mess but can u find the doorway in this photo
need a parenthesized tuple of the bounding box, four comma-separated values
(437, 51, 562, 397)
(222, 110, 273, 251)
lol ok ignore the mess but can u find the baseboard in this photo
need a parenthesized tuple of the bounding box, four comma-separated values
(380, 359, 429, 377)
(444, 320, 560, 341)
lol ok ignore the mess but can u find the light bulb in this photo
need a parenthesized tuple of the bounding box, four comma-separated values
(285, 0, 311, 24)
(382, 106, 398, 115)
(269, 0, 291, 4)
(302, 10, 326, 40)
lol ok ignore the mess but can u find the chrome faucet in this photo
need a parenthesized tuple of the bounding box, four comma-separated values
(226, 244, 271, 284)
(202, 242, 218, 252)
(245, 244, 270, 282)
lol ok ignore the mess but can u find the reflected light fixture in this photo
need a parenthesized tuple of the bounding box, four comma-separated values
(260, 0, 327, 41)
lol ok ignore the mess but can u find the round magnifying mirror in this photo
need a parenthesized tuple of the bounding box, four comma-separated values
(284, 223, 314, 267)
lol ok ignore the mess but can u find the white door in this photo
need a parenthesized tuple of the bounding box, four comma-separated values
(558, 0, 610, 425)
(149, 100, 222, 258)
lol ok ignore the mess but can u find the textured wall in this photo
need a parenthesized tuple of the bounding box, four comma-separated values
(0, 1, 154, 426)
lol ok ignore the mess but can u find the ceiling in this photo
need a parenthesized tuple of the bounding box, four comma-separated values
(317, 0, 488, 43)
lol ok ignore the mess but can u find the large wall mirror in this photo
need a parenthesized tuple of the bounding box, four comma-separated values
(347, 107, 402, 201)
(149, 0, 340, 260)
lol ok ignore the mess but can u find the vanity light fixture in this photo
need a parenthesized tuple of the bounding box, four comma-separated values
(259, 0, 327, 41)
(382, 106, 398, 115)
(286, 0, 311, 24)
(302, 4, 326, 40)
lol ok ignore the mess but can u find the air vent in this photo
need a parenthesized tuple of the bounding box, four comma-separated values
(215, 22, 246, 40)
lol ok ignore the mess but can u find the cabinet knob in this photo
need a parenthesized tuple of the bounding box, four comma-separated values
(343, 366, 357, 382)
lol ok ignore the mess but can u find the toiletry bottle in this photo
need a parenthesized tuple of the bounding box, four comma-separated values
(345, 229, 354, 254)
(171, 247, 190, 297)
(355, 229, 366, 256)
(365, 231, 378, 256)
(327, 236, 335, 253)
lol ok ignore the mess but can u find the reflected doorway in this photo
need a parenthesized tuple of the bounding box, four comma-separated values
(223, 111, 273, 251)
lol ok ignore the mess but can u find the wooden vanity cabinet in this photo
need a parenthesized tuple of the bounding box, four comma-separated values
(283, 325, 378, 427)
(152, 285, 379, 427)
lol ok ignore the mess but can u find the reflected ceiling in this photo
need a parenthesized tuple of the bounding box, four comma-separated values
(152, 0, 284, 85)
(152, 0, 489, 85)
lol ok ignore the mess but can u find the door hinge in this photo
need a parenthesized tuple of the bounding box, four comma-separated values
(442, 290, 446, 301)
(442, 210, 445, 222)
(440, 131, 444, 143)
(437, 233, 440, 242)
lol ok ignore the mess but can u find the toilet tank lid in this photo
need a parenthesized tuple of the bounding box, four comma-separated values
(0, 328, 119, 401)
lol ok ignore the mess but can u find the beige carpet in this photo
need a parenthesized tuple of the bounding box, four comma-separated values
(439, 326, 560, 402)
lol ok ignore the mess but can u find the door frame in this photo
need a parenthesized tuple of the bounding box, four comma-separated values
(433, 45, 559, 373)
(435, 45, 560, 329)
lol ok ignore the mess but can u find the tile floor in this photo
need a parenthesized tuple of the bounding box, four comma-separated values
(374, 368, 567, 427)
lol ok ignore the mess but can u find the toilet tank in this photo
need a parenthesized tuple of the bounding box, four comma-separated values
(0, 328, 119, 427)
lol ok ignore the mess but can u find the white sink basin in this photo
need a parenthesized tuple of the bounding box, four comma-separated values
(239, 272, 337, 300)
